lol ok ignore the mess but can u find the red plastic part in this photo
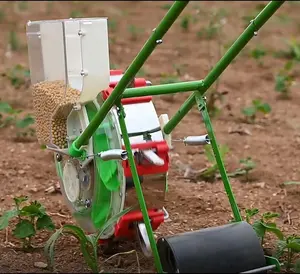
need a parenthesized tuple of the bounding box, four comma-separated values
(114, 209, 164, 239)
(122, 141, 169, 177)
(110, 69, 123, 76)
(101, 70, 153, 104)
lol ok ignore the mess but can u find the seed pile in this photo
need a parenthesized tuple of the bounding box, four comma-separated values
(32, 80, 80, 148)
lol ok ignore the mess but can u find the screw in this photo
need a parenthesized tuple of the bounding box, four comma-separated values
(85, 199, 91, 208)
(80, 70, 88, 76)
(156, 39, 163, 44)
(78, 30, 85, 36)
(56, 153, 62, 162)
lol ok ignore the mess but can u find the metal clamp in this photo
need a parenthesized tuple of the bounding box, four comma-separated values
(87, 149, 128, 161)
(173, 134, 210, 146)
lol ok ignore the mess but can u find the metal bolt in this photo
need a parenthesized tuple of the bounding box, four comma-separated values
(80, 70, 88, 76)
(78, 30, 85, 36)
(73, 103, 81, 111)
(56, 153, 62, 162)
(156, 39, 163, 44)
(254, 31, 258, 36)
(85, 199, 91, 208)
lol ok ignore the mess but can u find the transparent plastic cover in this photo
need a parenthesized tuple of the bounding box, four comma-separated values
(26, 18, 110, 147)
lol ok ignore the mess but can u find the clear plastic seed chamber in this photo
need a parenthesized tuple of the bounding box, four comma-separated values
(26, 18, 110, 148)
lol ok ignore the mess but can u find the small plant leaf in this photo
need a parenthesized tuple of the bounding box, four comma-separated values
(263, 212, 280, 220)
(262, 222, 284, 240)
(284, 60, 294, 71)
(21, 202, 46, 218)
(0, 209, 19, 230)
(252, 99, 262, 107)
(0, 102, 13, 113)
(13, 196, 28, 208)
(242, 106, 256, 117)
(13, 219, 35, 239)
(245, 208, 259, 221)
(15, 115, 35, 129)
(45, 225, 97, 273)
(257, 103, 271, 114)
(44, 227, 63, 269)
(252, 220, 266, 239)
(36, 215, 55, 231)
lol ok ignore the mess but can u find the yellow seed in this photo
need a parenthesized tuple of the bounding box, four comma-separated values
(32, 80, 80, 148)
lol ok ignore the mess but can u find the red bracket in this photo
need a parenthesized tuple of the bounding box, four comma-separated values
(114, 209, 164, 239)
(101, 70, 152, 104)
(122, 141, 169, 177)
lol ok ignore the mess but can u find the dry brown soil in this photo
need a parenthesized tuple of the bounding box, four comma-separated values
(1, 1, 300, 273)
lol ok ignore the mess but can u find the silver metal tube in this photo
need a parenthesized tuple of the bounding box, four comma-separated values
(99, 149, 128, 161)
(183, 134, 210, 146)
(240, 264, 276, 273)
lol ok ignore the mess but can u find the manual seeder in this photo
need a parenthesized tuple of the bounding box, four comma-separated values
(26, 1, 285, 273)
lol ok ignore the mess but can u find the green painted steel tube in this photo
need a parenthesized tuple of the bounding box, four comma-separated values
(196, 95, 242, 222)
(122, 80, 204, 98)
(117, 104, 163, 273)
(163, 0, 285, 135)
(70, 1, 189, 155)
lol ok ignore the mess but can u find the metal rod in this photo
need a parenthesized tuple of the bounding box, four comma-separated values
(117, 103, 163, 273)
(240, 264, 276, 274)
(122, 80, 204, 98)
(163, 0, 285, 135)
(69, 1, 189, 157)
(196, 96, 242, 222)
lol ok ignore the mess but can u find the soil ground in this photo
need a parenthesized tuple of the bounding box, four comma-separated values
(1, 1, 300, 273)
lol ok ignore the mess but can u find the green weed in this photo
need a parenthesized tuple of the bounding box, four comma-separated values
(274, 38, 300, 62)
(250, 46, 267, 66)
(128, 25, 143, 41)
(197, 8, 227, 40)
(0, 8, 5, 22)
(180, 15, 191, 32)
(70, 10, 82, 18)
(0, 101, 35, 138)
(245, 208, 284, 246)
(275, 61, 295, 98)
(45, 206, 134, 272)
(242, 99, 271, 123)
(228, 157, 256, 182)
(17, 1, 28, 11)
(275, 235, 300, 272)
(2, 64, 30, 89)
(9, 31, 21, 52)
(0, 196, 54, 250)
(197, 144, 229, 181)
(108, 19, 118, 33)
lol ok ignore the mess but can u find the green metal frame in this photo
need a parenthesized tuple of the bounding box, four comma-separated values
(67, 1, 285, 272)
